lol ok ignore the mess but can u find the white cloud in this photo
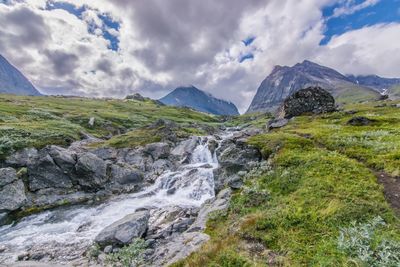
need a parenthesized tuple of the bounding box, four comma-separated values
(332, 0, 381, 18)
(0, 0, 398, 113)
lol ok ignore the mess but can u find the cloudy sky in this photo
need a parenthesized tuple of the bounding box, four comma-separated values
(1, 0, 399, 112)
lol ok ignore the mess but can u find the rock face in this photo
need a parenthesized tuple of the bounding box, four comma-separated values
(247, 60, 379, 113)
(0, 168, 27, 212)
(159, 86, 239, 115)
(0, 54, 41, 96)
(277, 86, 336, 119)
(95, 210, 150, 247)
(75, 153, 108, 190)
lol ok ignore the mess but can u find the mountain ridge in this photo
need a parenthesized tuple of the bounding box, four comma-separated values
(0, 54, 41, 96)
(159, 86, 239, 115)
(247, 60, 380, 113)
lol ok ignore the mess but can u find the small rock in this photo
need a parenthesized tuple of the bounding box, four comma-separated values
(103, 245, 113, 254)
(145, 239, 156, 248)
(0, 245, 6, 253)
(17, 252, 29, 261)
(345, 110, 358, 115)
(267, 118, 289, 130)
(88, 117, 95, 127)
(347, 116, 375, 126)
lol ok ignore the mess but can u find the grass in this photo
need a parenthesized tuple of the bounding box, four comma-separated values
(0, 94, 219, 158)
(176, 100, 400, 266)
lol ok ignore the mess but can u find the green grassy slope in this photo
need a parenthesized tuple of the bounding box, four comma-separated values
(0, 94, 219, 158)
(175, 101, 400, 267)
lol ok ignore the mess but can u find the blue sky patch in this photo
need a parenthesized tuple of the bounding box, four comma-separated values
(242, 36, 256, 46)
(45, 1, 120, 51)
(321, 0, 400, 45)
(239, 53, 254, 63)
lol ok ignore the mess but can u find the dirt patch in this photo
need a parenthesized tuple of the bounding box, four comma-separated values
(375, 172, 400, 215)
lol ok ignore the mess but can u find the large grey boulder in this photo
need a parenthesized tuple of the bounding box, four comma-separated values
(95, 210, 150, 247)
(277, 86, 336, 119)
(75, 152, 108, 190)
(110, 164, 143, 185)
(28, 150, 74, 191)
(5, 148, 38, 167)
(47, 146, 77, 172)
(0, 168, 26, 211)
(0, 167, 18, 187)
(143, 143, 170, 160)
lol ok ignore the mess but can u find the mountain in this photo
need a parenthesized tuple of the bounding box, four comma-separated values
(159, 86, 239, 115)
(347, 74, 400, 94)
(0, 54, 41, 96)
(247, 60, 380, 113)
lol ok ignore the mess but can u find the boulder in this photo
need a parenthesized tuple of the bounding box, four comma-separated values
(95, 210, 150, 247)
(75, 152, 108, 190)
(347, 116, 375, 126)
(110, 164, 144, 185)
(47, 146, 77, 172)
(28, 149, 74, 191)
(0, 167, 18, 187)
(0, 176, 27, 211)
(267, 118, 289, 130)
(277, 86, 336, 118)
(5, 148, 38, 167)
(143, 143, 170, 160)
(125, 93, 146, 101)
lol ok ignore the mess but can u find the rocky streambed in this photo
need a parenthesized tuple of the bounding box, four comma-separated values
(0, 127, 262, 266)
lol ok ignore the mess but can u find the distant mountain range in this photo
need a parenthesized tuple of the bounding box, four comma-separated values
(247, 60, 385, 113)
(159, 86, 239, 116)
(347, 74, 400, 94)
(0, 54, 41, 96)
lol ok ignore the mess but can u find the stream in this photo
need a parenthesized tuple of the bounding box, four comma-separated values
(0, 136, 220, 265)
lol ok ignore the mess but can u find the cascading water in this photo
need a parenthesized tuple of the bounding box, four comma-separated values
(0, 136, 219, 264)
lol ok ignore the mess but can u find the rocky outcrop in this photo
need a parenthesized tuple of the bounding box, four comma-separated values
(95, 210, 150, 247)
(213, 129, 262, 191)
(277, 86, 336, 119)
(0, 168, 26, 212)
(75, 152, 108, 191)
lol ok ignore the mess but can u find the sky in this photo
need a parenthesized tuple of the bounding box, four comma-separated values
(0, 0, 399, 113)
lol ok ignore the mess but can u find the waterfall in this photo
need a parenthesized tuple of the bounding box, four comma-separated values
(0, 136, 219, 264)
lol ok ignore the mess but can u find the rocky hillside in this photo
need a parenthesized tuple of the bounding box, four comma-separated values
(247, 60, 380, 113)
(0, 55, 41, 96)
(159, 86, 239, 116)
(347, 74, 400, 94)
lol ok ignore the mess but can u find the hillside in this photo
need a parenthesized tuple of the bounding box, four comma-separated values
(176, 100, 400, 266)
(247, 60, 380, 113)
(159, 86, 239, 115)
(0, 55, 41, 96)
(347, 74, 400, 94)
(0, 94, 219, 159)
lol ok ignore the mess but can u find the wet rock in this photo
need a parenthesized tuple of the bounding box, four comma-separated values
(0, 212, 8, 225)
(143, 143, 170, 160)
(171, 137, 199, 162)
(347, 116, 375, 126)
(95, 210, 150, 247)
(0, 176, 26, 212)
(5, 148, 38, 167)
(28, 149, 74, 191)
(110, 164, 144, 185)
(75, 152, 108, 190)
(277, 86, 336, 119)
(0, 245, 6, 253)
(147, 206, 198, 240)
(207, 139, 219, 155)
(267, 118, 289, 130)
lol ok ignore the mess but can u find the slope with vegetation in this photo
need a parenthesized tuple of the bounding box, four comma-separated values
(175, 100, 400, 266)
(0, 94, 219, 159)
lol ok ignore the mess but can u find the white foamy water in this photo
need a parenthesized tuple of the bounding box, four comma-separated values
(0, 137, 219, 264)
